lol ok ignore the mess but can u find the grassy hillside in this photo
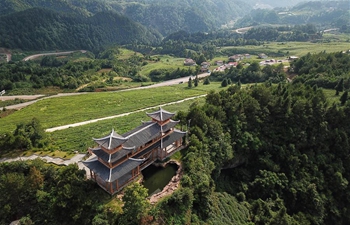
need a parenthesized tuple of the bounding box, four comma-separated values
(0, 84, 218, 133)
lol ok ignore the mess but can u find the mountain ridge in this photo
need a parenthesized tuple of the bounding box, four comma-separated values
(0, 7, 162, 51)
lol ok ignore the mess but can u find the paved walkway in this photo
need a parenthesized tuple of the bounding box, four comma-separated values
(0, 153, 96, 178)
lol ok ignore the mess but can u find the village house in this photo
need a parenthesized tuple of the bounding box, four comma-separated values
(200, 61, 210, 72)
(228, 54, 244, 62)
(288, 56, 299, 61)
(183, 58, 196, 66)
(215, 60, 223, 66)
(258, 53, 268, 59)
(201, 61, 210, 68)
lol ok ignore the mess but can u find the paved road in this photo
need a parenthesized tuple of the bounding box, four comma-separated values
(1, 95, 44, 100)
(235, 26, 253, 34)
(23, 50, 86, 61)
(0, 93, 88, 110)
(1, 73, 210, 111)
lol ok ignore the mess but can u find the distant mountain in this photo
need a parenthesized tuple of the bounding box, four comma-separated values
(106, 0, 253, 35)
(0, 0, 253, 36)
(0, 8, 162, 51)
(0, 0, 342, 51)
(234, 1, 349, 29)
(0, 0, 111, 16)
(245, 0, 334, 8)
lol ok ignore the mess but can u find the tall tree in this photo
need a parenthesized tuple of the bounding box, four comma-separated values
(188, 77, 193, 88)
(340, 90, 348, 105)
(335, 78, 344, 95)
(194, 74, 199, 87)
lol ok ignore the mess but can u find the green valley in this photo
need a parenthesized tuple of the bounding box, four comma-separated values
(1, 0, 350, 224)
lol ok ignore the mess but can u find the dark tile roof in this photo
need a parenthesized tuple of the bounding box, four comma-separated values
(133, 140, 161, 158)
(83, 158, 144, 182)
(163, 130, 186, 147)
(122, 122, 161, 148)
(93, 129, 128, 150)
(162, 120, 179, 132)
(121, 121, 154, 138)
(92, 147, 135, 164)
(146, 107, 175, 121)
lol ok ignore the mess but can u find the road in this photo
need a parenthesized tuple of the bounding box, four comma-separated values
(23, 50, 86, 61)
(130, 72, 210, 90)
(235, 26, 253, 34)
(1, 95, 44, 100)
(0, 72, 210, 111)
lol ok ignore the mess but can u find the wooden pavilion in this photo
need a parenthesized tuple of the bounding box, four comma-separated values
(83, 107, 186, 194)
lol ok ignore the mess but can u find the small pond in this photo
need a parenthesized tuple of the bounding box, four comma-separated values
(142, 163, 178, 196)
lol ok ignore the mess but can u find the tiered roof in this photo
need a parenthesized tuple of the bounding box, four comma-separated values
(90, 146, 135, 163)
(163, 129, 187, 147)
(162, 119, 179, 132)
(93, 129, 128, 150)
(146, 107, 175, 122)
(84, 157, 145, 182)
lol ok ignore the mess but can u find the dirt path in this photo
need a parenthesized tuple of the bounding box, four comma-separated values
(45, 94, 206, 132)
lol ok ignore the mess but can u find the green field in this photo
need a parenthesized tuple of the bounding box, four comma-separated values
(49, 97, 205, 152)
(0, 83, 221, 133)
(140, 55, 187, 76)
(221, 40, 350, 59)
(118, 48, 144, 59)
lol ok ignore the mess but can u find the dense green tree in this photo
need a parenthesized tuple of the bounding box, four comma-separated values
(185, 83, 350, 224)
(120, 183, 151, 225)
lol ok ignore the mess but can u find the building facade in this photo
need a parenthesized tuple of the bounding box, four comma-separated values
(83, 108, 186, 194)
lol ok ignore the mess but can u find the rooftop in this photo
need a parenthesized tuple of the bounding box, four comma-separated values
(146, 107, 175, 122)
(93, 129, 128, 150)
